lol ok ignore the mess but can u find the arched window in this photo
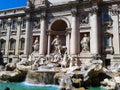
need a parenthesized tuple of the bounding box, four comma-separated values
(20, 38, 25, 50)
(9, 39, 16, 50)
(0, 39, 6, 51)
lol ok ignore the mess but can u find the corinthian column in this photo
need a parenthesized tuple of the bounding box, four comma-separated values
(70, 8, 79, 55)
(5, 18, 11, 55)
(90, 4, 99, 54)
(39, 12, 47, 55)
(24, 14, 32, 56)
(15, 17, 22, 55)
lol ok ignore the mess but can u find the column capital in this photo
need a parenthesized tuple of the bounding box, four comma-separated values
(17, 17, 22, 25)
(7, 18, 12, 26)
(40, 12, 46, 20)
(25, 14, 31, 20)
(90, 3, 98, 15)
(71, 8, 77, 16)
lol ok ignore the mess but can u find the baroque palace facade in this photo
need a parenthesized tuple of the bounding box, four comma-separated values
(0, 0, 120, 67)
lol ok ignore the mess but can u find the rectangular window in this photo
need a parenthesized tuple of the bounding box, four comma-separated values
(22, 20, 26, 29)
(104, 36, 110, 47)
(103, 10, 109, 21)
(12, 20, 17, 29)
(0, 23, 2, 30)
(3, 22, 7, 30)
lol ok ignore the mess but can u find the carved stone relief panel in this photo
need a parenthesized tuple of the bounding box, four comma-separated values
(80, 13, 89, 25)
(32, 19, 40, 30)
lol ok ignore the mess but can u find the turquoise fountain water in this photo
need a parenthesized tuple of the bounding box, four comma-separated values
(0, 82, 107, 90)
(0, 82, 59, 90)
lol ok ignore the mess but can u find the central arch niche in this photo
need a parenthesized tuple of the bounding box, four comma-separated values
(50, 20, 67, 46)
(51, 20, 67, 31)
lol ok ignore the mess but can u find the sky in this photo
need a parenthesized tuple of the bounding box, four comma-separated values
(0, 0, 27, 10)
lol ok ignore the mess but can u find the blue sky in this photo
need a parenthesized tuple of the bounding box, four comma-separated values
(0, 0, 27, 10)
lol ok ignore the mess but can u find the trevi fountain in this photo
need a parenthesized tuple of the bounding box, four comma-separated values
(0, 35, 120, 90)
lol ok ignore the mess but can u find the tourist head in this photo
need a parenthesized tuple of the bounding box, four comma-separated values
(5, 87, 10, 90)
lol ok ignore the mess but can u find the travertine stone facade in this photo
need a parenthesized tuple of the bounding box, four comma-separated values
(0, 0, 120, 67)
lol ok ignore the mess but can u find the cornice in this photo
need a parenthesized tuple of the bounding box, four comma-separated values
(0, 7, 26, 18)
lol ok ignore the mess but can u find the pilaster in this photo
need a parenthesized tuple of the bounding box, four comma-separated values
(90, 3, 99, 54)
(5, 18, 11, 55)
(15, 17, 22, 55)
(24, 14, 32, 56)
(66, 28, 71, 55)
(70, 7, 79, 55)
(110, 5, 120, 54)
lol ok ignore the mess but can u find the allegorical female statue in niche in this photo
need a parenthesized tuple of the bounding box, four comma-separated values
(33, 37, 39, 52)
(52, 35, 62, 54)
(80, 34, 90, 53)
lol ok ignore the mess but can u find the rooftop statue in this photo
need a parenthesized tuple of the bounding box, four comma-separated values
(27, 0, 46, 6)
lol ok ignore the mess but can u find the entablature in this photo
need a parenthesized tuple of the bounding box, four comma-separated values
(0, 7, 26, 18)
